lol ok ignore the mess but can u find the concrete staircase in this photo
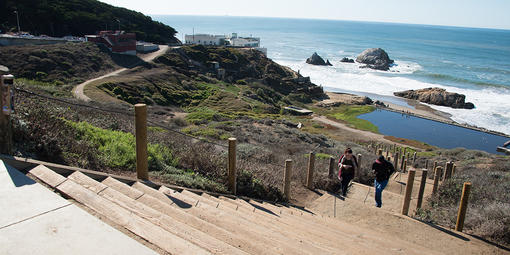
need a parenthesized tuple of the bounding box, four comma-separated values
(25, 164, 443, 254)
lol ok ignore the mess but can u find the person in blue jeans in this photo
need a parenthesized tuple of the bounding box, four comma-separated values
(372, 155, 395, 208)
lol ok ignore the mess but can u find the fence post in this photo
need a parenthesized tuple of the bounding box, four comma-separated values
(432, 166, 442, 194)
(452, 165, 456, 176)
(328, 156, 335, 178)
(400, 155, 405, 171)
(403, 159, 408, 173)
(401, 169, 416, 216)
(444, 161, 454, 181)
(283, 159, 292, 201)
(433, 161, 437, 172)
(357, 154, 362, 180)
(306, 152, 315, 189)
(413, 152, 417, 164)
(425, 160, 429, 170)
(394, 152, 400, 171)
(455, 182, 472, 232)
(135, 104, 148, 180)
(378, 149, 383, 156)
(416, 169, 428, 209)
(228, 138, 237, 195)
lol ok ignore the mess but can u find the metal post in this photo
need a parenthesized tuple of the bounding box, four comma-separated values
(455, 182, 472, 232)
(14, 11, 20, 33)
(306, 152, 315, 189)
(228, 138, 237, 195)
(135, 104, 148, 180)
(401, 170, 416, 216)
(283, 159, 292, 200)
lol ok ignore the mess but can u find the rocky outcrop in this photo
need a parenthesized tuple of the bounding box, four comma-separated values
(394, 88, 475, 109)
(306, 52, 332, 66)
(356, 48, 394, 71)
(340, 57, 355, 63)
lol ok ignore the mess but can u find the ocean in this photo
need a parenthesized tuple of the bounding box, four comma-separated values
(153, 15, 510, 136)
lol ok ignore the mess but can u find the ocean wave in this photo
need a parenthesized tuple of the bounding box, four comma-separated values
(275, 59, 510, 135)
(418, 72, 509, 89)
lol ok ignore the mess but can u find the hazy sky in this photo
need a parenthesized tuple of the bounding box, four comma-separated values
(100, 0, 510, 30)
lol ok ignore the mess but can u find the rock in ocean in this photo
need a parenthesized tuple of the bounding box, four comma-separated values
(394, 87, 475, 109)
(306, 52, 332, 66)
(356, 48, 394, 71)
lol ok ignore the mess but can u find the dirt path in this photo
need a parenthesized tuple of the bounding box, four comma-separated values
(312, 114, 402, 144)
(72, 45, 169, 102)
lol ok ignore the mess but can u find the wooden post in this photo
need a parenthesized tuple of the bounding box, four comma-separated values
(394, 152, 400, 171)
(328, 156, 335, 178)
(283, 159, 292, 201)
(228, 138, 237, 195)
(455, 182, 472, 232)
(357, 154, 362, 180)
(425, 160, 429, 170)
(385, 150, 389, 158)
(135, 104, 148, 180)
(377, 149, 383, 156)
(444, 161, 454, 181)
(452, 165, 457, 176)
(432, 166, 442, 194)
(401, 169, 416, 216)
(400, 155, 405, 171)
(403, 147, 407, 157)
(416, 169, 428, 209)
(0, 75, 13, 155)
(306, 152, 315, 189)
(413, 152, 417, 164)
(403, 159, 408, 173)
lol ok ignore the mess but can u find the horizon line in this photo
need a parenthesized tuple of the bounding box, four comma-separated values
(149, 14, 510, 32)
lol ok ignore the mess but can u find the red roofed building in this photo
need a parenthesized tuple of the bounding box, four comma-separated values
(86, 31, 136, 55)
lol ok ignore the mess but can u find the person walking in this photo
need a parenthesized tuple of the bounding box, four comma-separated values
(372, 155, 395, 208)
(338, 148, 358, 196)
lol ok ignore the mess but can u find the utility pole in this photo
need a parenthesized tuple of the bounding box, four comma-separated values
(14, 11, 20, 33)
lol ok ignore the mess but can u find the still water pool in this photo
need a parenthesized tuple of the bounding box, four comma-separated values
(358, 109, 508, 154)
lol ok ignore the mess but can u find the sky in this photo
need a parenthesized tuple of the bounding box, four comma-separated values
(100, 0, 510, 30)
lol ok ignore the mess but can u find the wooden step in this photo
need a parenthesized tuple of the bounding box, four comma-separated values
(138, 183, 317, 254)
(220, 196, 429, 255)
(68, 172, 247, 255)
(170, 192, 345, 254)
(28, 166, 210, 255)
(103, 177, 270, 255)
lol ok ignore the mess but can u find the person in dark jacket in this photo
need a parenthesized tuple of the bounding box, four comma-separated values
(338, 148, 358, 196)
(372, 155, 395, 208)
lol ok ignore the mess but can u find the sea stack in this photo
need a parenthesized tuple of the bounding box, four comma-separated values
(340, 57, 355, 63)
(394, 87, 475, 109)
(356, 48, 394, 71)
(306, 52, 332, 66)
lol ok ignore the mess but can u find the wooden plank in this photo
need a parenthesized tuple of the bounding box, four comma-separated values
(70, 172, 246, 255)
(55, 179, 210, 255)
(68, 172, 108, 194)
(28, 165, 66, 187)
(102, 177, 143, 200)
(104, 177, 271, 255)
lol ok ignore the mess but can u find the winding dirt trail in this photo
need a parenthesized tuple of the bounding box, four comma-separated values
(72, 45, 169, 102)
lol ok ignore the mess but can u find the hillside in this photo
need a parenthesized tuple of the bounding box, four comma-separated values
(0, 0, 178, 44)
(0, 42, 142, 94)
(96, 45, 325, 111)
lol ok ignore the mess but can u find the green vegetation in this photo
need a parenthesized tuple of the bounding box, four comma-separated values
(66, 120, 178, 170)
(1, 0, 177, 44)
(328, 105, 379, 133)
(0, 42, 140, 85)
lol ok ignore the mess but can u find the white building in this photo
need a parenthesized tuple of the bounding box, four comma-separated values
(184, 34, 225, 46)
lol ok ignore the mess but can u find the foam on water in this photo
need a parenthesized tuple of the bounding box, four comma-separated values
(276, 59, 510, 135)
